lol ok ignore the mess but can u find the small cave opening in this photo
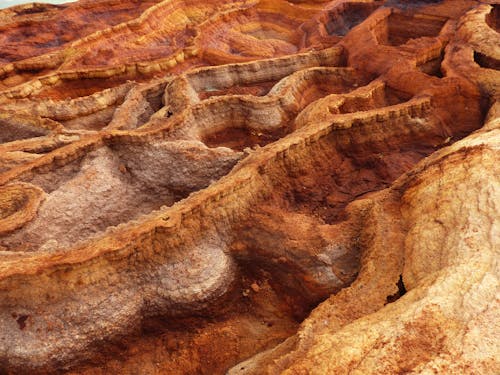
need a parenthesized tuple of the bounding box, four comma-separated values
(13, 314, 30, 330)
(474, 51, 500, 71)
(385, 275, 407, 304)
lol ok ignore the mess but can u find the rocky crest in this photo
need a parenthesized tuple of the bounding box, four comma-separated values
(0, 0, 498, 374)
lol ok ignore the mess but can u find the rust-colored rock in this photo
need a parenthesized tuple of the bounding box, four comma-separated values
(0, 0, 498, 374)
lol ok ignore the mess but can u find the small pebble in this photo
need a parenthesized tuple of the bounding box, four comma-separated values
(250, 283, 260, 292)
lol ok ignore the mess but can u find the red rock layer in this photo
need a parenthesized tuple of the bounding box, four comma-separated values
(0, 0, 498, 374)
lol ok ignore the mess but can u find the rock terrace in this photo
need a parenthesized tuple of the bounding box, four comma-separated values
(0, 0, 498, 374)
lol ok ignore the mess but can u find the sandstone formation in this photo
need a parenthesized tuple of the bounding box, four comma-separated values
(0, 0, 498, 374)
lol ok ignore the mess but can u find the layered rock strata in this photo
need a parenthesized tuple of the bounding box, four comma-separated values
(0, 0, 498, 374)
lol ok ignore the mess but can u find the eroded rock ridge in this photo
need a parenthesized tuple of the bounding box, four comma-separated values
(0, 0, 498, 374)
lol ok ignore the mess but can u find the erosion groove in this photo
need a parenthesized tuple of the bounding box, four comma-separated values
(0, 0, 498, 374)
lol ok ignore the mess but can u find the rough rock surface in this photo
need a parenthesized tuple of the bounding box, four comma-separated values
(0, 0, 498, 374)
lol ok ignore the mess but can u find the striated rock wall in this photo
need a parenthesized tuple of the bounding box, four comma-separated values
(0, 0, 498, 374)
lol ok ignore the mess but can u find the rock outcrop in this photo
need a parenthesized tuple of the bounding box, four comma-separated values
(0, 0, 498, 374)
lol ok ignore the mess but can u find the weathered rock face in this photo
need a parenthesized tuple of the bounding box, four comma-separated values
(0, 0, 498, 374)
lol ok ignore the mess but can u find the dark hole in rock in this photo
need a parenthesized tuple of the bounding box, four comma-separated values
(16, 315, 29, 330)
(474, 51, 500, 71)
(386, 275, 407, 304)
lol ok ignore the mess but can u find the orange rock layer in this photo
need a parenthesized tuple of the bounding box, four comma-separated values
(0, 0, 498, 374)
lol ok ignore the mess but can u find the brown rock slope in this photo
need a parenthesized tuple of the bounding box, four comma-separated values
(0, 0, 498, 374)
